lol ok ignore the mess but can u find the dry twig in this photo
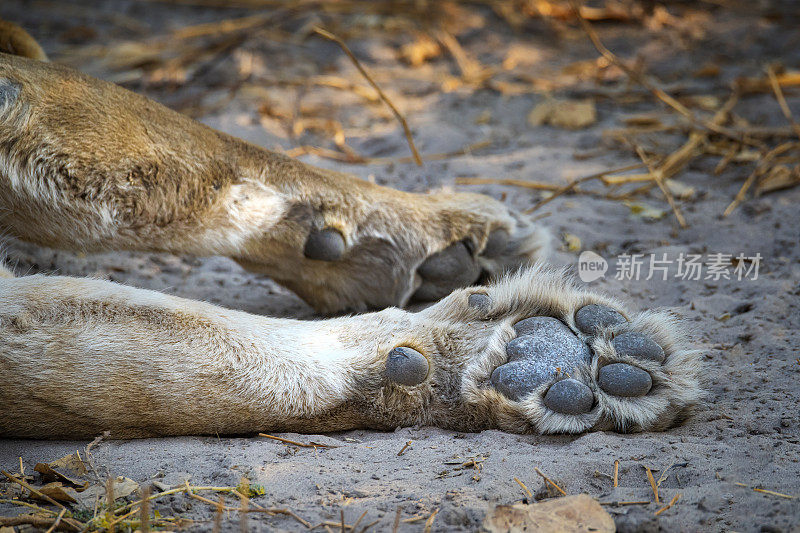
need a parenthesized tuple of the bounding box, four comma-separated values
(523, 162, 646, 212)
(259, 433, 337, 448)
(643, 466, 660, 504)
(767, 65, 800, 141)
(654, 493, 681, 516)
(514, 477, 533, 500)
(633, 145, 687, 228)
(313, 26, 422, 166)
(569, 0, 755, 147)
(423, 508, 439, 533)
(397, 441, 412, 456)
(1, 470, 66, 510)
(535, 467, 567, 496)
(723, 141, 797, 216)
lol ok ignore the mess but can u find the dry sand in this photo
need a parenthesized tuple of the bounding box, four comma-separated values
(1, 1, 798, 531)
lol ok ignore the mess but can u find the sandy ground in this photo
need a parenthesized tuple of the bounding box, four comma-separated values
(1, 1, 799, 531)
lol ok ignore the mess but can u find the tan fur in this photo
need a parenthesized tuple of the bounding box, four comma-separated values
(0, 22, 702, 439)
(0, 266, 702, 439)
(0, 20, 47, 62)
(0, 49, 546, 312)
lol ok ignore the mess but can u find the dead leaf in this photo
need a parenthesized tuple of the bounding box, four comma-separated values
(400, 34, 441, 67)
(111, 477, 139, 499)
(70, 477, 140, 510)
(31, 482, 78, 504)
(562, 233, 582, 252)
(528, 98, 597, 130)
(664, 179, 696, 200)
(622, 113, 663, 127)
(35, 460, 88, 491)
(49, 453, 88, 476)
(624, 201, 667, 220)
(484, 494, 615, 533)
(756, 164, 800, 195)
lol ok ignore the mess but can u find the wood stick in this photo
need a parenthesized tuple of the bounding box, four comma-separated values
(238, 478, 249, 533)
(644, 466, 660, 504)
(140, 485, 151, 533)
(654, 493, 681, 516)
(514, 477, 533, 499)
(106, 477, 116, 533)
(633, 145, 687, 228)
(535, 467, 567, 496)
(44, 508, 66, 533)
(258, 433, 336, 448)
(613, 460, 619, 488)
(422, 508, 439, 533)
(0, 498, 59, 516)
(0, 515, 76, 532)
(723, 141, 797, 216)
(397, 441, 412, 456)
(767, 65, 800, 142)
(351, 510, 367, 532)
(313, 26, 422, 166)
(359, 518, 380, 532)
(524, 163, 646, 213)
(213, 495, 224, 533)
(0, 470, 66, 510)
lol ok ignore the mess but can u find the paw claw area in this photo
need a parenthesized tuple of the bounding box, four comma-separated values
(574, 304, 627, 334)
(482, 229, 509, 258)
(304, 227, 345, 261)
(598, 363, 652, 397)
(543, 378, 594, 415)
(413, 242, 480, 302)
(612, 332, 665, 363)
(491, 317, 591, 402)
(386, 347, 429, 386)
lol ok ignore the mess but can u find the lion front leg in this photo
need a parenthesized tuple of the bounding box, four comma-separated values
(1, 54, 548, 315)
(1, 264, 702, 439)
(0, 269, 392, 438)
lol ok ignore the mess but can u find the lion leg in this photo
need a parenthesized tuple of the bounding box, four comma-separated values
(0, 265, 702, 439)
(0, 51, 548, 314)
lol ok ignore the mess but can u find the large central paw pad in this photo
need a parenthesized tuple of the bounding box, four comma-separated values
(490, 317, 591, 401)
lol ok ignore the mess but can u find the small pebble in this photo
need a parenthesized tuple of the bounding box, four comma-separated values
(598, 363, 652, 397)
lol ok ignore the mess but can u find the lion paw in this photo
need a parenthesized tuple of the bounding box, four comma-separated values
(376, 267, 702, 434)
(240, 187, 550, 314)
